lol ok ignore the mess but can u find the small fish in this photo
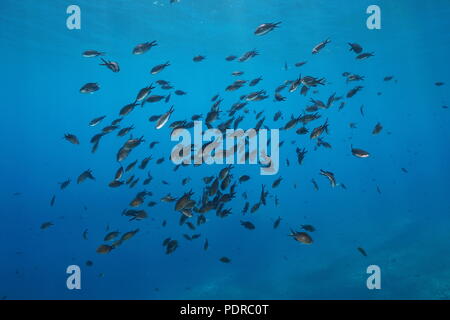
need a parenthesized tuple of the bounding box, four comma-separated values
(96, 244, 113, 254)
(40, 222, 53, 230)
(156, 106, 175, 129)
(50, 195, 56, 207)
(254, 22, 281, 36)
(80, 83, 100, 94)
(348, 43, 363, 54)
(312, 38, 330, 54)
(204, 239, 209, 251)
(372, 122, 383, 135)
(64, 133, 80, 145)
(273, 217, 282, 229)
(219, 257, 231, 263)
(289, 230, 313, 244)
(193, 55, 205, 62)
(132, 41, 157, 55)
(351, 145, 370, 158)
(83, 50, 105, 58)
(150, 61, 170, 75)
(301, 224, 316, 232)
(357, 247, 368, 257)
(320, 169, 336, 187)
(240, 220, 255, 230)
(89, 115, 106, 127)
(77, 169, 95, 184)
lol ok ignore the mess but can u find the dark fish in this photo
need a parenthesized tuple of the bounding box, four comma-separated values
(40, 222, 53, 230)
(351, 145, 370, 158)
(320, 169, 336, 187)
(239, 175, 250, 183)
(193, 55, 205, 62)
(83, 50, 105, 57)
(240, 220, 255, 230)
(312, 39, 330, 54)
(150, 61, 170, 75)
(50, 195, 56, 207)
(273, 217, 282, 229)
(89, 115, 106, 127)
(132, 41, 157, 55)
(372, 122, 383, 135)
(311, 179, 319, 191)
(219, 257, 231, 263)
(80, 83, 100, 94)
(254, 22, 281, 36)
(204, 239, 209, 251)
(348, 43, 363, 54)
(356, 52, 374, 60)
(58, 179, 71, 190)
(357, 247, 368, 257)
(272, 176, 283, 188)
(99, 58, 120, 73)
(301, 224, 316, 232)
(347, 86, 363, 98)
(77, 169, 95, 184)
(289, 230, 313, 244)
(64, 133, 79, 145)
(96, 244, 113, 254)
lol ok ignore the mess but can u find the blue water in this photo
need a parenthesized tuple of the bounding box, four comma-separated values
(1, 0, 449, 300)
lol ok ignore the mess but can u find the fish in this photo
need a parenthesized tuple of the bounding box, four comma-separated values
(357, 247, 368, 257)
(311, 179, 319, 191)
(120, 229, 139, 241)
(58, 179, 71, 190)
(351, 146, 370, 158)
(77, 169, 95, 184)
(356, 52, 374, 60)
(203, 239, 209, 251)
(104, 231, 120, 241)
(156, 106, 175, 129)
(312, 39, 330, 54)
(273, 217, 282, 229)
(96, 244, 113, 254)
(80, 83, 100, 94)
(132, 41, 157, 55)
(219, 257, 231, 263)
(254, 22, 281, 36)
(272, 176, 283, 188)
(150, 61, 170, 75)
(193, 55, 205, 62)
(240, 220, 255, 230)
(301, 224, 316, 232)
(82, 229, 88, 240)
(64, 134, 79, 145)
(372, 122, 383, 135)
(89, 115, 106, 127)
(289, 230, 313, 244)
(99, 58, 120, 72)
(347, 86, 363, 98)
(348, 43, 363, 54)
(83, 50, 105, 57)
(320, 169, 336, 187)
(50, 195, 56, 207)
(40, 222, 53, 230)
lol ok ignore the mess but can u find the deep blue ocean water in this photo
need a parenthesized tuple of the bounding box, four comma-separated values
(0, 0, 449, 300)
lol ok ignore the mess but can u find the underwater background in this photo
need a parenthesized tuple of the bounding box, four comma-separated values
(0, 0, 449, 300)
